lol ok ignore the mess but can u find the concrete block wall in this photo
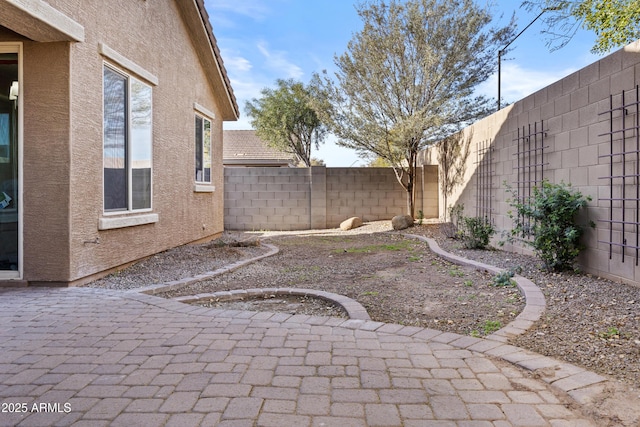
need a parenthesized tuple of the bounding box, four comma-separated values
(325, 168, 410, 227)
(224, 165, 439, 231)
(422, 40, 640, 286)
(224, 167, 312, 231)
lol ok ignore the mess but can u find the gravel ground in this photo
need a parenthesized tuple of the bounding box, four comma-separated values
(408, 223, 640, 390)
(87, 235, 270, 290)
(84, 221, 640, 389)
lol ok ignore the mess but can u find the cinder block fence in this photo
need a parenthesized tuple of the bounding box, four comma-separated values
(224, 166, 438, 231)
(421, 40, 640, 286)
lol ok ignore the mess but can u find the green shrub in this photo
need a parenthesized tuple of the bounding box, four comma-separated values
(491, 270, 516, 287)
(505, 180, 593, 271)
(460, 216, 495, 249)
(447, 204, 495, 249)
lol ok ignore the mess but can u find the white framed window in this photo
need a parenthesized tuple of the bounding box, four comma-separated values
(103, 64, 152, 212)
(195, 114, 212, 184)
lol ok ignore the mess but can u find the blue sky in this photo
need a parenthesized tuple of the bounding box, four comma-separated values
(206, 0, 602, 166)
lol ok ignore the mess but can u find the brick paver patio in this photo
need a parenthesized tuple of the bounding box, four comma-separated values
(0, 286, 612, 426)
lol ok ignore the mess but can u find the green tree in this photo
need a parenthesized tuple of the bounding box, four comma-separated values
(245, 79, 327, 167)
(367, 156, 393, 167)
(523, 0, 640, 53)
(312, 0, 515, 217)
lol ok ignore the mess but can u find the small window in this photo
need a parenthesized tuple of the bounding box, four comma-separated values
(195, 114, 212, 183)
(103, 64, 152, 212)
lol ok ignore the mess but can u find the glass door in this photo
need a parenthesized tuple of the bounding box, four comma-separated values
(0, 49, 19, 278)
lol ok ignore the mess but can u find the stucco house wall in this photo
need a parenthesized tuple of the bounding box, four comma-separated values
(0, 0, 237, 285)
(422, 40, 640, 285)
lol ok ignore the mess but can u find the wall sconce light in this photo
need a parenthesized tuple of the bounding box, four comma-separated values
(9, 81, 18, 101)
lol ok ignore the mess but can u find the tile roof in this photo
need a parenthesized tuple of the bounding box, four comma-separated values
(223, 130, 296, 166)
(194, 0, 239, 119)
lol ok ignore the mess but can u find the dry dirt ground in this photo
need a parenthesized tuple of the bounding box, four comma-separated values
(87, 222, 640, 390)
(410, 224, 640, 390)
(162, 231, 525, 339)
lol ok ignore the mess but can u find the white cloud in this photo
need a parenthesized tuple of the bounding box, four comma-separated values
(478, 62, 578, 105)
(222, 54, 252, 73)
(257, 41, 304, 80)
(223, 114, 253, 130)
(228, 77, 266, 104)
(206, 1, 271, 21)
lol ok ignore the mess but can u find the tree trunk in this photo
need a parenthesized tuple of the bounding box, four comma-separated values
(406, 151, 417, 218)
(406, 182, 414, 219)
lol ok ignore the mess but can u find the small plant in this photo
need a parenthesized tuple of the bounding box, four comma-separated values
(448, 266, 465, 277)
(483, 320, 502, 334)
(504, 180, 593, 271)
(492, 270, 516, 287)
(459, 216, 495, 249)
(463, 280, 473, 287)
(446, 204, 495, 249)
(417, 209, 425, 225)
(361, 291, 379, 297)
(599, 326, 620, 339)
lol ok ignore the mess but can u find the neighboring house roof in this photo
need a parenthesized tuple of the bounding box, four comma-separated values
(224, 130, 296, 167)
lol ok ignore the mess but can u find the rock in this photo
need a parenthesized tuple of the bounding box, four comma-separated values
(340, 217, 363, 231)
(391, 215, 414, 230)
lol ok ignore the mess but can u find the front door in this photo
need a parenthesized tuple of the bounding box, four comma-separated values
(0, 46, 20, 279)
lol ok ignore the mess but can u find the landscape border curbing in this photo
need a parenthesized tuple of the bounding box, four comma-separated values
(130, 243, 280, 295)
(130, 241, 370, 320)
(174, 287, 371, 321)
(124, 289, 619, 422)
(127, 232, 640, 422)
(403, 233, 547, 342)
(116, 233, 633, 422)
(135, 233, 546, 341)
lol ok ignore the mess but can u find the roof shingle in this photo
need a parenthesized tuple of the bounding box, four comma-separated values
(223, 130, 296, 166)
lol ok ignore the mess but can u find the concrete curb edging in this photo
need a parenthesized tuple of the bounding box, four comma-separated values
(173, 287, 371, 321)
(130, 243, 280, 295)
(115, 233, 624, 423)
(403, 234, 546, 342)
(130, 240, 370, 320)
(124, 289, 612, 414)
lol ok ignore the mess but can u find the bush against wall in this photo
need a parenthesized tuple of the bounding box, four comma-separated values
(504, 180, 593, 271)
(448, 204, 496, 249)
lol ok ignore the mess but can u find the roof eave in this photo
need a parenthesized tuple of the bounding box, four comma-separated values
(178, 0, 239, 121)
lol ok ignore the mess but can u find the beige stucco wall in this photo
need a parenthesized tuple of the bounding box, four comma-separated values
(422, 40, 640, 285)
(22, 41, 73, 282)
(0, 30, 74, 281)
(2, 0, 231, 284)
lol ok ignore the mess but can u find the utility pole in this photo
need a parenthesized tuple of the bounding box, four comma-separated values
(498, 8, 558, 111)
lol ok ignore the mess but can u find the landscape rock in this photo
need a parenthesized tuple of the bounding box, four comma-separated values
(391, 215, 414, 230)
(340, 216, 363, 231)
